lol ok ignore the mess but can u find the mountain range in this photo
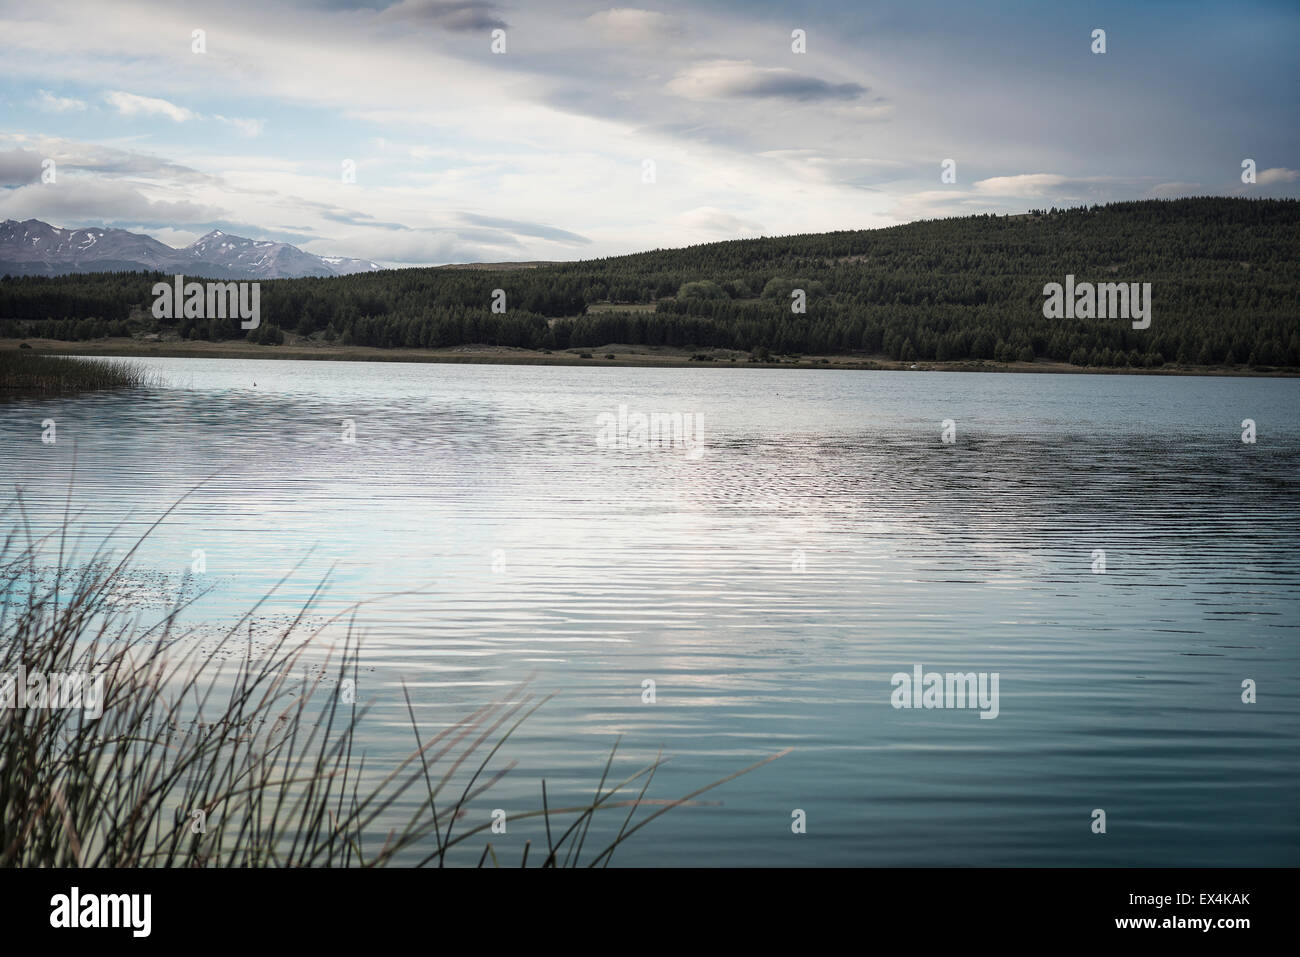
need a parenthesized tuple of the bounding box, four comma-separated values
(0, 219, 382, 279)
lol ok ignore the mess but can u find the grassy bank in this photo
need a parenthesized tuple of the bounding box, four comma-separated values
(3, 338, 1295, 376)
(0, 349, 154, 393)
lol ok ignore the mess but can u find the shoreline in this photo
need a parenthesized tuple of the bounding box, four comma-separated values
(2, 337, 1296, 377)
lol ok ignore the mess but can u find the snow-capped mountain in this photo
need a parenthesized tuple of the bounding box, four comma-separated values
(0, 220, 180, 274)
(0, 220, 382, 279)
(183, 230, 381, 278)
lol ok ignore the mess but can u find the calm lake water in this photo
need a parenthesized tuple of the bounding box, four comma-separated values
(3, 358, 1298, 866)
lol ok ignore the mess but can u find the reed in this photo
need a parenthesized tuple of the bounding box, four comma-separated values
(0, 351, 155, 393)
(0, 491, 787, 866)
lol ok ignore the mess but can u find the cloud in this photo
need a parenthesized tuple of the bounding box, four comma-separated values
(103, 91, 197, 123)
(677, 206, 764, 237)
(305, 227, 512, 265)
(0, 178, 226, 224)
(586, 8, 683, 45)
(667, 60, 867, 102)
(883, 188, 975, 223)
(0, 133, 593, 264)
(1257, 167, 1300, 185)
(36, 90, 85, 112)
(972, 173, 1070, 196)
(380, 0, 507, 31)
(828, 103, 894, 122)
(457, 212, 591, 245)
(760, 149, 904, 188)
(0, 135, 218, 186)
(100, 95, 260, 135)
(0, 148, 46, 186)
(214, 115, 265, 138)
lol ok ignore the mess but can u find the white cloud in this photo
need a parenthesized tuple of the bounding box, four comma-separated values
(36, 90, 85, 112)
(100, 93, 261, 137)
(213, 115, 265, 138)
(828, 102, 894, 122)
(1257, 167, 1300, 185)
(972, 173, 1069, 196)
(0, 177, 225, 223)
(586, 8, 683, 45)
(304, 228, 505, 265)
(677, 206, 764, 238)
(103, 91, 197, 123)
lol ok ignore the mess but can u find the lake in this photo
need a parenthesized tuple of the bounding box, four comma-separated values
(3, 358, 1298, 866)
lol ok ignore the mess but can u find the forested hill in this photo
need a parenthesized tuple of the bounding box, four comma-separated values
(2, 197, 1298, 368)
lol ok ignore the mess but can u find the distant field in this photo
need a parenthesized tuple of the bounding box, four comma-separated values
(432, 261, 559, 271)
(4, 337, 1291, 376)
(584, 302, 660, 313)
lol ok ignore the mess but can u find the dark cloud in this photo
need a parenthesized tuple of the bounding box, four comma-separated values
(669, 62, 869, 103)
(0, 143, 217, 187)
(320, 209, 413, 230)
(457, 212, 590, 245)
(0, 179, 226, 224)
(738, 76, 864, 101)
(0, 149, 44, 186)
(380, 0, 507, 31)
(313, 204, 589, 248)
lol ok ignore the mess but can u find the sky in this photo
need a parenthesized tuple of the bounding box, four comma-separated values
(1, 0, 1297, 267)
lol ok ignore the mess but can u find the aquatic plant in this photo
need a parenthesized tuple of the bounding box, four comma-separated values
(0, 351, 154, 393)
(0, 490, 786, 867)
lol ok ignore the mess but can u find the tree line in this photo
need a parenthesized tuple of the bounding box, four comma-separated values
(1, 197, 1296, 368)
